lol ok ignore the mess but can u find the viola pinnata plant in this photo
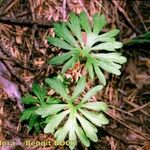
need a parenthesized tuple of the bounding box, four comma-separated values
(48, 12, 127, 85)
(35, 77, 108, 149)
(20, 83, 62, 133)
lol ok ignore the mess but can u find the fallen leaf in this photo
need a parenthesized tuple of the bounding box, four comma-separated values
(0, 61, 23, 111)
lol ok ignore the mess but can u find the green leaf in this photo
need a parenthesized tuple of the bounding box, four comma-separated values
(21, 94, 40, 104)
(29, 114, 38, 131)
(98, 113, 109, 124)
(79, 12, 91, 33)
(44, 110, 69, 133)
(91, 42, 123, 51)
(45, 78, 69, 100)
(55, 121, 69, 141)
(47, 37, 74, 50)
(79, 109, 107, 126)
(48, 52, 72, 65)
(96, 37, 116, 42)
(36, 104, 68, 118)
(83, 85, 103, 102)
(93, 63, 106, 85)
(20, 107, 37, 121)
(32, 83, 46, 103)
(61, 55, 77, 73)
(72, 77, 86, 99)
(65, 113, 77, 149)
(98, 29, 120, 38)
(93, 53, 127, 64)
(67, 13, 83, 47)
(68, 120, 77, 150)
(91, 37, 116, 47)
(62, 24, 80, 48)
(93, 55, 122, 70)
(125, 31, 150, 45)
(54, 113, 77, 147)
(110, 62, 122, 69)
(97, 60, 121, 75)
(85, 60, 94, 81)
(46, 97, 62, 104)
(33, 124, 41, 134)
(82, 102, 108, 112)
(54, 23, 79, 48)
(142, 31, 150, 39)
(75, 123, 90, 147)
(77, 114, 98, 142)
(93, 14, 106, 35)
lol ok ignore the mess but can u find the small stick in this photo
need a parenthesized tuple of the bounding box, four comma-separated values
(77, 0, 90, 18)
(109, 105, 133, 116)
(132, 1, 148, 32)
(112, 0, 142, 35)
(106, 111, 149, 140)
(0, 17, 56, 28)
(124, 99, 150, 117)
(0, 0, 18, 15)
(62, 0, 67, 21)
(129, 101, 150, 113)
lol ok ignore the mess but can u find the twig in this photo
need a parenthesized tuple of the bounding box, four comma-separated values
(77, 0, 89, 17)
(124, 99, 150, 117)
(129, 101, 150, 113)
(112, 0, 142, 35)
(95, 0, 131, 30)
(0, 17, 56, 27)
(62, 0, 67, 21)
(109, 105, 133, 116)
(28, 0, 37, 57)
(29, 0, 35, 21)
(0, 0, 18, 15)
(132, 1, 148, 32)
(106, 111, 150, 140)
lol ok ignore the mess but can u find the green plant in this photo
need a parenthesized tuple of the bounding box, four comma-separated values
(20, 12, 128, 149)
(48, 12, 127, 85)
(35, 76, 108, 149)
(125, 31, 150, 45)
(20, 77, 108, 149)
(20, 83, 61, 133)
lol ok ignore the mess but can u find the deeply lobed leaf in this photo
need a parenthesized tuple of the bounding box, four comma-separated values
(72, 77, 86, 99)
(93, 14, 106, 35)
(45, 78, 69, 100)
(36, 104, 68, 118)
(32, 83, 46, 103)
(48, 52, 72, 65)
(47, 37, 74, 50)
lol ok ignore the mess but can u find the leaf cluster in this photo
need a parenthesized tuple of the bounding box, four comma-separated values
(48, 12, 127, 85)
(20, 77, 108, 149)
(20, 12, 128, 149)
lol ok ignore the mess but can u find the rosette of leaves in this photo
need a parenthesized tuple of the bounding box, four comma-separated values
(20, 83, 61, 133)
(36, 77, 109, 149)
(48, 12, 127, 85)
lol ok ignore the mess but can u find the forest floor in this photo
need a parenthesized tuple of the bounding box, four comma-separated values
(0, 0, 150, 150)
